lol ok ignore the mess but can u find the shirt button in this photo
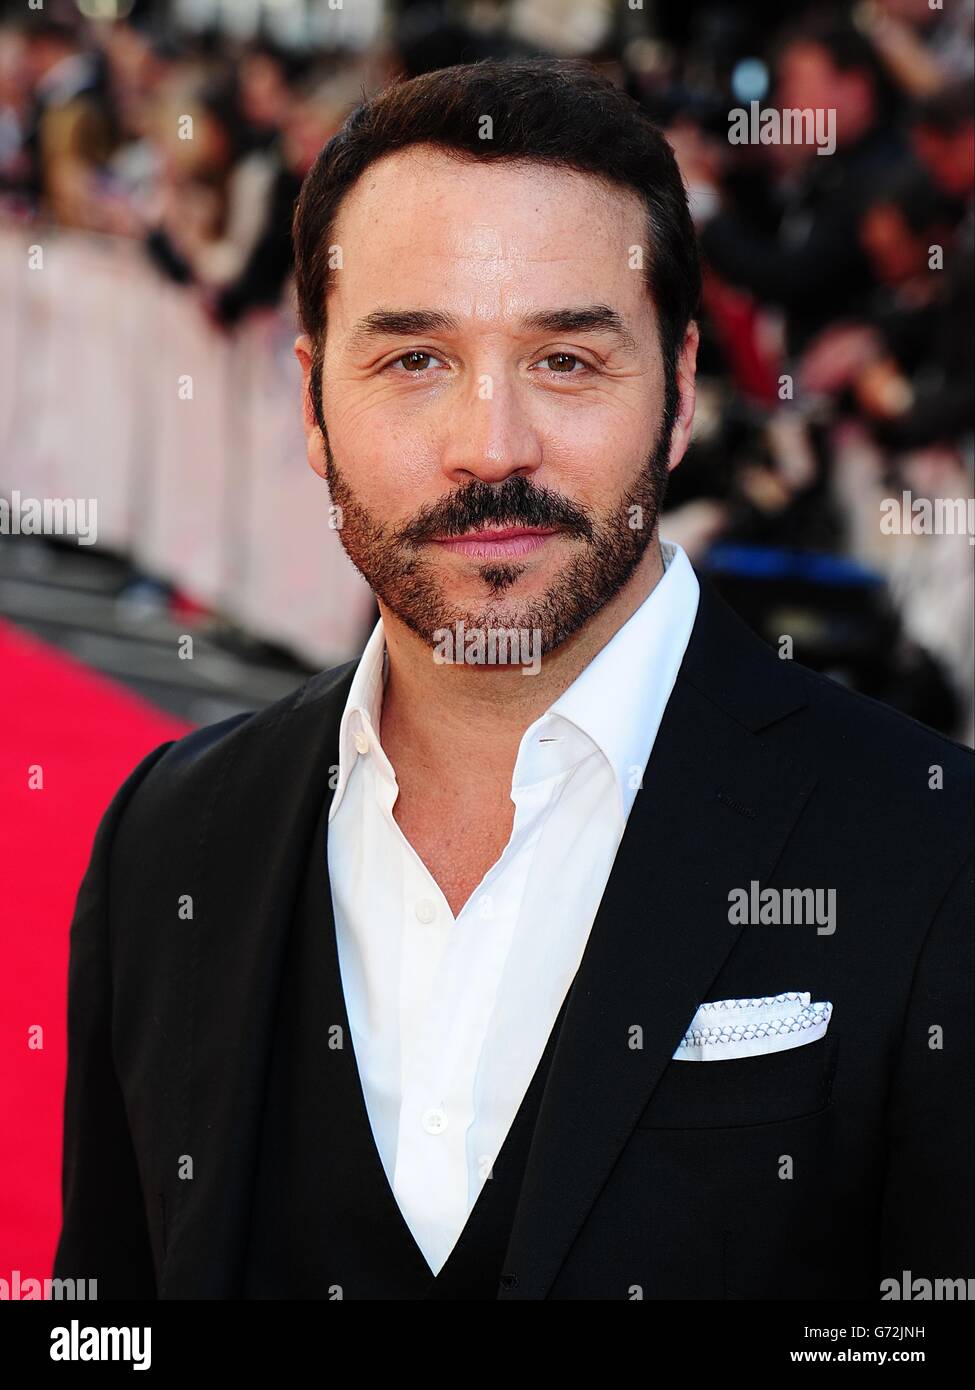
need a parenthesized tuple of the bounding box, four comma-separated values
(414, 898, 437, 923)
(353, 730, 369, 754)
(421, 1107, 448, 1135)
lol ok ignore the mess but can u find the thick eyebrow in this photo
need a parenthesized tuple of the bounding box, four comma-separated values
(345, 304, 638, 354)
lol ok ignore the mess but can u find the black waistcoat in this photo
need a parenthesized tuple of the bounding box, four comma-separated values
(241, 793, 571, 1300)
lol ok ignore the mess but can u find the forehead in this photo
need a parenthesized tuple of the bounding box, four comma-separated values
(779, 42, 835, 80)
(327, 145, 650, 326)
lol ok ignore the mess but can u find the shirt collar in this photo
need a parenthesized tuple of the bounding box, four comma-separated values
(328, 541, 699, 823)
(511, 540, 699, 819)
(329, 611, 390, 822)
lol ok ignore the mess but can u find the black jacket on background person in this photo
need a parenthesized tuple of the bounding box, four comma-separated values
(52, 577, 974, 1299)
(699, 125, 905, 355)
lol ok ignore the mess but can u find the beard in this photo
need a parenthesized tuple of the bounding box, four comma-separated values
(318, 406, 676, 662)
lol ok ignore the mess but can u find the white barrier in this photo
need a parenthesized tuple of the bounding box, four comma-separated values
(0, 224, 375, 667)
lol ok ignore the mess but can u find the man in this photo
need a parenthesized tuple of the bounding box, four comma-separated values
(17, 17, 116, 229)
(696, 19, 906, 354)
(54, 58, 973, 1300)
(910, 79, 975, 208)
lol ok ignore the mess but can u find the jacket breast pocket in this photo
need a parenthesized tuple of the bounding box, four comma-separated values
(634, 1032, 839, 1129)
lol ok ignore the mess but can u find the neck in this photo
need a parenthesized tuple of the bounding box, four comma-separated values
(377, 536, 667, 791)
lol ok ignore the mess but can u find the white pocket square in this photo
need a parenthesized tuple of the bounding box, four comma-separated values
(673, 991, 833, 1062)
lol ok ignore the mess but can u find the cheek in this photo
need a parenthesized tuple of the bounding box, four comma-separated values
(329, 407, 439, 510)
(327, 386, 418, 462)
(540, 399, 658, 481)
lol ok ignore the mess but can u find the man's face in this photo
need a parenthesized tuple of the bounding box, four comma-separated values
(296, 145, 697, 660)
(860, 203, 928, 284)
(913, 123, 975, 199)
(776, 43, 874, 150)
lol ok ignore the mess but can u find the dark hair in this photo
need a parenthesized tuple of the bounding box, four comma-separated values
(23, 17, 79, 47)
(911, 80, 975, 136)
(773, 16, 899, 125)
(240, 35, 314, 87)
(292, 58, 701, 434)
(863, 165, 959, 238)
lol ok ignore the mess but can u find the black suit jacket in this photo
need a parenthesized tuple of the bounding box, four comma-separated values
(53, 579, 975, 1299)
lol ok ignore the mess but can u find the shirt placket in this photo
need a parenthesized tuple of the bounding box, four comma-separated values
(388, 776, 564, 1272)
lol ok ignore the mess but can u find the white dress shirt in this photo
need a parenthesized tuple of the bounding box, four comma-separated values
(326, 541, 700, 1275)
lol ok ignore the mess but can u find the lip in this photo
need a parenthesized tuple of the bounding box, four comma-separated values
(430, 526, 559, 559)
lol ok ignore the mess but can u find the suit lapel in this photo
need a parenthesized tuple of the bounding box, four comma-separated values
(498, 583, 817, 1299)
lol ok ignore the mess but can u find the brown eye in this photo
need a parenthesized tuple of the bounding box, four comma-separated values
(538, 352, 595, 376)
(387, 350, 446, 374)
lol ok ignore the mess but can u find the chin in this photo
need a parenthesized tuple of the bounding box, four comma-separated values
(458, 563, 555, 599)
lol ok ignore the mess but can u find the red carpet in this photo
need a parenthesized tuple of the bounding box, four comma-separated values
(0, 619, 191, 1289)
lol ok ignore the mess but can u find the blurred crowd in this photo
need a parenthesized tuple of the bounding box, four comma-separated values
(0, 0, 973, 739)
(0, 4, 387, 325)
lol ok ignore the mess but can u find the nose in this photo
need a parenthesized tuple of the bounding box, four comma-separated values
(439, 374, 543, 486)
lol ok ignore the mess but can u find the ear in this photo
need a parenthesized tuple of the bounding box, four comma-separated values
(294, 333, 328, 482)
(667, 320, 699, 474)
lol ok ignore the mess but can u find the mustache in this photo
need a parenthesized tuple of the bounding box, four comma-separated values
(394, 475, 595, 546)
